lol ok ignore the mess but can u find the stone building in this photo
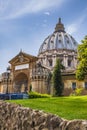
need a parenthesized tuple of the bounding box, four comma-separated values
(0, 18, 87, 95)
(0, 51, 50, 94)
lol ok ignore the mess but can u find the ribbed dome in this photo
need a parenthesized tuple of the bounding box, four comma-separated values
(38, 18, 78, 54)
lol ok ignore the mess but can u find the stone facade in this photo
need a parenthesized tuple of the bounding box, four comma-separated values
(0, 51, 50, 94)
(62, 74, 87, 96)
(0, 101, 87, 130)
(38, 48, 77, 71)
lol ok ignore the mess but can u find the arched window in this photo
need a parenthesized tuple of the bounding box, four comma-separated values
(68, 59, 72, 67)
(72, 82, 76, 90)
(59, 34, 61, 37)
(49, 59, 53, 67)
(59, 40, 61, 43)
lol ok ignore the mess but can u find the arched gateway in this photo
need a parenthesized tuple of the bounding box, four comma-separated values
(9, 51, 38, 93)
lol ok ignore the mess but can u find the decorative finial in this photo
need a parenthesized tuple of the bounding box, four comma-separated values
(59, 18, 61, 24)
(55, 18, 65, 32)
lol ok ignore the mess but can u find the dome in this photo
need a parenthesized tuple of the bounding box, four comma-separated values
(38, 18, 78, 55)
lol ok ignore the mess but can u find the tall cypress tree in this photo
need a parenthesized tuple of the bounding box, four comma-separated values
(53, 59, 64, 96)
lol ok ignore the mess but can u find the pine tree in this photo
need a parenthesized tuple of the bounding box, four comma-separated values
(53, 59, 64, 96)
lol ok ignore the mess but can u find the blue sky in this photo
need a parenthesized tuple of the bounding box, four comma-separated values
(0, 0, 87, 73)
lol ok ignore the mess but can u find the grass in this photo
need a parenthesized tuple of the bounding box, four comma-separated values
(8, 95, 87, 120)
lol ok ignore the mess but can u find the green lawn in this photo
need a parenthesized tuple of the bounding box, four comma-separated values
(8, 96, 87, 120)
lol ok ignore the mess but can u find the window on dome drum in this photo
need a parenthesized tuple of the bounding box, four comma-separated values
(72, 82, 76, 90)
(53, 34, 55, 37)
(59, 40, 61, 43)
(59, 34, 61, 37)
(49, 59, 53, 67)
(68, 59, 72, 67)
(65, 35, 68, 38)
(51, 40, 53, 43)
(67, 40, 69, 43)
(84, 82, 87, 89)
(74, 42, 76, 45)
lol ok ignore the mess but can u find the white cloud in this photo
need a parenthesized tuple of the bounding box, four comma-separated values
(0, 0, 66, 19)
(66, 8, 87, 34)
(44, 12, 50, 15)
(66, 23, 77, 34)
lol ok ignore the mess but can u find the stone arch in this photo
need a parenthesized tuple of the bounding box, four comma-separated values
(13, 72, 28, 93)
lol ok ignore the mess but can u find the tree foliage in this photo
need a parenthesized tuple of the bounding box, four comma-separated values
(52, 59, 64, 96)
(29, 84, 32, 92)
(76, 35, 87, 80)
(47, 72, 52, 94)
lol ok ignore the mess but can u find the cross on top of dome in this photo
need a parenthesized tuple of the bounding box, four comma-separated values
(55, 18, 65, 32)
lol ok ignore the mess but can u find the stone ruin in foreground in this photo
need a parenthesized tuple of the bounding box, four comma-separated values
(0, 101, 87, 130)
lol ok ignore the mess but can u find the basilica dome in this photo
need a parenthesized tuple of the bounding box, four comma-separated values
(38, 18, 78, 54)
(38, 18, 78, 70)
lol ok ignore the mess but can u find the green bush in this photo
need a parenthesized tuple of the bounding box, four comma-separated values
(75, 88, 83, 96)
(29, 91, 51, 98)
(70, 88, 83, 96)
(70, 92, 76, 96)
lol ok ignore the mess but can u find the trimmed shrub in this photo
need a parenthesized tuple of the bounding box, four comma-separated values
(29, 91, 51, 98)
